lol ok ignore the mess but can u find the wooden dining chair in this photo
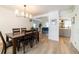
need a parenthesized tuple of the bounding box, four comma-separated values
(26, 29, 36, 48)
(31, 29, 39, 45)
(0, 31, 12, 54)
(35, 28, 39, 43)
(21, 28, 27, 33)
(21, 33, 29, 53)
(21, 30, 33, 53)
(12, 28, 20, 35)
(12, 28, 21, 51)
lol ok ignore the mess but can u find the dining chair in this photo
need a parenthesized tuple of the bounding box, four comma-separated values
(12, 28, 21, 51)
(12, 28, 20, 35)
(29, 29, 36, 48)
(0, 31, 12, 54)
(21, 30, 33, 53)
(21, 28, 27, 33)
(31, 29, 39, 45)
(26, 29, 37, 47)
(21, 33, 29, 53)
(35, 29, 39, 43)
(20, 28, 28, 52)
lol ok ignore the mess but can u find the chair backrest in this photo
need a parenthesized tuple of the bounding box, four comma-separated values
(0, 31, 6, 45)
(31, 28, 38, 31)
(34, 28, 38, 32)
(21, 28, 26, 33)
(12, 28, 20, 35)
(25, 29, 31, 32)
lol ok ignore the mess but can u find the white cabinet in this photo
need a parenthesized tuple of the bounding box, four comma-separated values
(59, 28, 71, 37)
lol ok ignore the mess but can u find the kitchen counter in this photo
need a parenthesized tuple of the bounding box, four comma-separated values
(59, 28, 71, 37)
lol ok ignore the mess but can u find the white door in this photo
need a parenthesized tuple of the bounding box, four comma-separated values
(48, 11, 59, 41)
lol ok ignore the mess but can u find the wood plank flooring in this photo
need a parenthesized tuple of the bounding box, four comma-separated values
(0, 33, 79, 54)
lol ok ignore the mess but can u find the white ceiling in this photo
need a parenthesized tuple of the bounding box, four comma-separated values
(0, 5, 72, 16)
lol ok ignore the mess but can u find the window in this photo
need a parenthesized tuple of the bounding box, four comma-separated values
(64, 20, 71, 28)
(33, 23, 36, 28)
(45, 22, 49, 27)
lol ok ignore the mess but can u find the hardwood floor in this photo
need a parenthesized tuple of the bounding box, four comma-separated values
(26, 36, 79, 54)
(0, 33, 79, 54)
(59, 37, 79, 54)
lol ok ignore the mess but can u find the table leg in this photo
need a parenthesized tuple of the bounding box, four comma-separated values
(37, 32, 39, 42)
(6, 35, 9, 42)
(12, 38, 16, 54)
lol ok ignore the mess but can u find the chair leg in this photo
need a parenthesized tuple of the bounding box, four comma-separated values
(30, 39, 33, 48)
(17, 43, 20, 51)
(36, 39, 39, 44)
(1, 48, 4, 54)
(22, 40, 29, 53)
(23, 43, 25, 53)
(4, 47, 6, 54)
(16, 40, 20, 52)
(1, 45, 6, 54)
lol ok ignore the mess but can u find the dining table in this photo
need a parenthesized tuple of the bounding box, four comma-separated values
(6, 31, 39, 54)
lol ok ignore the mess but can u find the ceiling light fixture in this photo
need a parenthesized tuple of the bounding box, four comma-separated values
(15, 5, 32, 19)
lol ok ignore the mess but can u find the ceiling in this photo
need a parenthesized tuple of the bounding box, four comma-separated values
(0, 5, 72, 16)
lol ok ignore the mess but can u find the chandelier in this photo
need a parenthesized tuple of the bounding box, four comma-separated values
(15, 5, 32, 19)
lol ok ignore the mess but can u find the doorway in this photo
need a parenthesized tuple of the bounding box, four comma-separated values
(59, 18, 73, 53)
(32, 16, 49, 40)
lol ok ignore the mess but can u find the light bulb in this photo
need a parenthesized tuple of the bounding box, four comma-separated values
(21, 11, 24, 16)
(26, 13, 29, 17)
(29, 14, 32, 18)
(15, 9, 19, 16)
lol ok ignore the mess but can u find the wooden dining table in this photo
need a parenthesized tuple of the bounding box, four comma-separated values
(6, 31, 39, 54)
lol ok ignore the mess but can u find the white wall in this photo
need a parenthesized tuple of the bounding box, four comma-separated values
(60, 10, 73, 20)
(71, 6, 79, 51)
(0, 6, 32, 40)
(71, 17, 79, 51)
